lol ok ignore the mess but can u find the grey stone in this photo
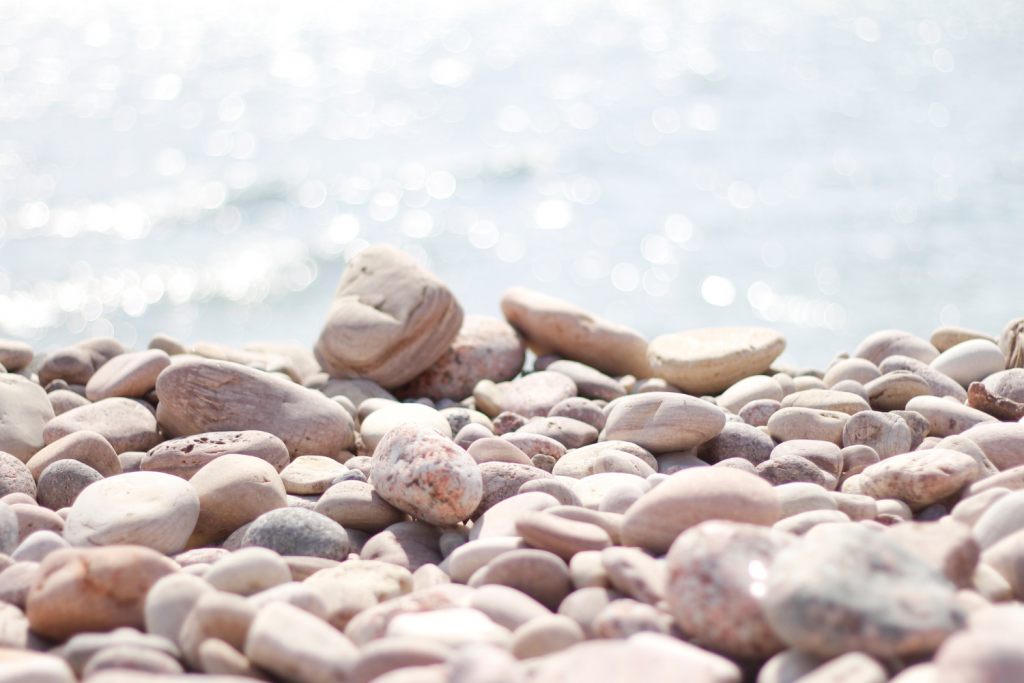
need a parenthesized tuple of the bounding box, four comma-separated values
(37, 459, 103, 510)
(242, 507, 351, 561)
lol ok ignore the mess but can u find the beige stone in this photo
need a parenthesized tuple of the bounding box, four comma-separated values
(905, 395, 997, 438)
(604, 392, 725, 454)
(864, 371, 931, 411)
(931, 339, 1006, 390)
(0, 340, 33, 373)
(853, 330, 940, 365)
(315, 480, 405, 533)
(26, 431, 120, 481)
(186, 454, 287, 548)
(781, 390, 870, 416)
(359, 403, 451, 452)
(467, 437, 532, 466)
(842, 411, 912, 459)
(43, 398, 159, 454)
(85, 350, 171, 401)
(823, 359, 881, 389)
(767, 407, 850, 446)
(142, 430, 290, 479)
(930, 326, 997, 353)
(0, 375, 55, 462)
(279, 455, 348, 495)
(716, 375, 783, 414)
(860, 449, 979, 510)
(961, 423, 1024, 471)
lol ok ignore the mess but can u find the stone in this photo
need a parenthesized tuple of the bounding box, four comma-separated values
(0, 655, 76, 682)
(880, 355, 967, 401)
(0, 375, 55, 462)
(454, 423, 494, 450)
(604, 393, 726, 454)
(0, 340, 32, 372)
(776, 483, 839, 518)
(600, 546, 665, 605)
(352, 637, 453, 683)
(716, 375, 783, 415)
(472, 548, 572, 610)
(242, 507, 350, 561)
(552, 441, 652, 478)
(885, 519, 979, 588)
(739, 398, 782, 427)
(63, 471, 199, 553)
(823, 359, 881, 388)
(860, 449, 979, 510)
(841, 444, 881, 478)
(548, 399, 607, 432)
(545, 360, 625, 402)
(48, 389, 91, 417)
(314, 377, 396, 407)
(446, 537, 528, 583)
(842, 411, 912, 459)
(764, 524, 964, 658)
(343, 583, 475, 645)
(516, 416, 597, 449)
(43, 398, 159, 454)
(831, 492, 878, 521)
(360, 403, 452, 452)
(371, 422, 481, 526)
(982, 368, 1024, 403)
(757, 649, 825, 683)
(36, 348, 95, 387)
(666, 520, 794, 659)
(774, 509, 850, 535)
(202, 547, 291, 596)
(906, 396, 997, 438)
(387, 607, 511, 647)
(758, 455, 835, 490)
(475, 463, 554, 517)
(556, 586, 622, 638)
(854, 330, 940, 366)
(142, 430, 290, 479)
(512, 614, 584, 659)
(931, 339, 1006, 390)
(467, 437, 532, 466)
(279, 456, 348, 495)
(26, 546, 178, 641)
(647, 327, 786, 396)
(498, 372, 577, 419)
(304, 560, 414, 630)
(11, 504, 63, 542)
(0, 453, 36, 499)
(933, 629, 1024, 683)
(439, 407, 492, 438)
(698, 421, 774, 466)
(0, 561, 37, 607)
(767, 408, 850, 446)
(493, 412, 529, 435)
(245, 601, 359, 682)
(315, 480, 405, 533)
(314, 245, 463, 387)
(26, 431, 120, 481)
(186, 453, 287, 548)
(515, 511, 612, 559)
(936, 434, 999, 480)
(84, 350, 171, 402)
(594, 450, 657, 477)
(11, 530, 68, 562)
(830, 379, 869, 403)
(591, 598, 672, 638)
(361, 521, 442, 571)
(1000, 317, 1024, 368)
(501, 286, 652, 378)
(177, 590, 257, 667)
(36, 460, 103, 510)
(967, 381, 1024, 421)
(574, 472, 649, 510)
(773, 440, 842, 477)
(961, 423, 1024, 471)
(653, 451, 708, 475)
(791, 652, 887, 683)
(469, 583, 551, 630)
(864, 371, 932, 412)
(519, 479, 581, 507)
(931, 326, 996, 353)
(621, 467, 781, 554)
(82, 645, 184, 676)
(501, 432, 568, 460)
(893, 410, 931, 451)
(781, 390, 870, 416)
(156, 358, 355, 458)
(793, 376, 828, 391)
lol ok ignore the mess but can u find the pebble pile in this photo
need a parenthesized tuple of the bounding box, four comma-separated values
(0, 244, 1023, 682)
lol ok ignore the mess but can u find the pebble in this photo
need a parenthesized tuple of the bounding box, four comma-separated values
(982, 368, 1024, 403)
(621, 467, 781, 554)
(516, 416, 598, 449)
(82, 644, 184, 676)
(776, 482, 839, 518)
(698, 421, 774, 466)
(842, 411, 912, 458)
(594, 450, 656, 477)
(764, 524, 964, 658)
(864, 371, 932, 412)
(63, 471, 200, 554)
(387, 607, 511, 647)
(758, 454, 835, 490)
(454, 422, 493, 449)
(360, 403, 452, 452)
(767, 407, 850, 446)
(43, 397, 159, 454)
(26, 545, 178, 642)
(823, 359, 881, 388)
(604, 392, 726, 454)
(143, 573, 216, 647)
(0, 561, 38, 608)
(781, 389, 870, 416)
(439, 407, 492, 437)
(315, 480, 406, 533)
(548, 397, 608, 430)
(352, 637, 453, 683)
(11, 530, 68, 563)
(931, 326, 997, 352)
(860, 449, 979, 510)
(242, 507, 351, 561)
(933, 628, 1024, 683)
(186, 453, 287, 548)
(552, 440, 653, 478)
(654, 451, 709, 475)
(880, 355, 968, 401)
(304, 560, 414, 630)
(26, 430, 121, 481)
(840, 444, 880, 478)
(471, 548, 572, 610)
(245, 600, 359, 682)
(794, 376, 828, 391)
(48, 388, 91, 416)
(500, 286, 652, 378)
(831, 491, 879, 521)
(739, 398, 782, 427)
(545, 360, 626, 402)
(600, 546, 665, 605)
(930, 339, 1006, 390)
(853, 330, 940, 366)
(885, 519, 980, 589)
(499, 371, 578, 418)
(36, 460, 103, 510)
(84, 349, 171, 402)
(394, 315, 525, 401)
(592, 598, 672, 638)
(967, 381, 1024, 421)
(0, 453, 36, 499)
(0, 374, 55, 462)
(774, 509, 851, 535)
(935, 434, 999, 480)
(512, 614, 584, 659)
(280, 455, 349, 495)
(142, 430, 290, 479)
(371, 422, 482, 526)
(467, 437, 533, 466)
(894, 410, 931, 451)
(716, 375, 783, 414)
(475, 462, 554, 516)
(492, 411, 529, 435)
(515, 510, 612, 559)
(574, 472, 649, 510)
(961, 422, 1024, 471)
(0, 340, 33, 372)
(361, 521, 442, 571)
(830, 379, 870, 402)
(203, 547, 291, 596)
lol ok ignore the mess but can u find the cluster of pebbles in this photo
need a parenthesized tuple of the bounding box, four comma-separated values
(1, 245, 1024, 683)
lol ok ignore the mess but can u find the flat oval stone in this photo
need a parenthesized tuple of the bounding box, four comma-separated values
(574, 473, 649, 510)
(794, 376, 828, 391)
(716, 375, 783, 414)
(157, 358, 355, 459)
(621, 467, 781, 554)
(548, 398, 607, 431)
(864, 371, 931, 411)
(763, 524, 964, 658)
(757, 455, 835, 490)
(515, 511, 612, 560)
(500, 432, 567, 460)
(186, 453, 287, 549)
(551, 441, 654, 478)
(767, 407, 850, 446)
(26, 430, 120, 481)
(519, 478, 582, 507)
(85, 350, 171, 402)
(960, 422, 1024, 471)
(361, 521, 442, 571)
(982, 369, 1024, 403)
(38, 346, 98, 387)
(467, 438, 532, 466)
(44, 398, 160, 454)
(473, 548, 572, 611)
(853, 330, 940, 366)
(393, 316, 525, 402)
(842, 411, 912, 459)
(0, 374, 55, 462)
(930, 326, 996, 352)
(781, 389, 870, 416)
(314, 480, 405, 533)
(371, 422, 482, 526)
(0, 452, 36, 498)
(773, 509, 851, 535)
(656, 451, 709, 475)
(515, 416, 598, 449)
(314, 244, 463, 388)
(647, 327, 787, 396)
(499, 372, 577, 419)
(0, 339, 33, 372)
(776, 482, 839, 518)
(860, 449, 979, 510)
(500, 286, 652, 378)
(242, 507, 350, 561)
(594, 451, 656, 477)
(37, 460, 104, 511)
(739, 399, 782, 427)
(879, 355, 967, 401)
(360, 403, 452, 452)
(142, 430, 290, 479)
(666, 520, 795, 659)
(280, 455, 348, 495)
(905, 396, 997, 438)
(475, 462, 554, 517)
(352, 637, 453, 683)
(930, 339, 1006, 390)
(823, 359, 881, 389)
(604, 393, 726, 454)
(840, 444, 880, 477)
(49, 389, 91, 417)
(698, 421, 774, 466)
(63, 471, 200, 554)
(204, 546, 291, 596)
(545, 360, 625, 402)
(12, 503, 64, 541)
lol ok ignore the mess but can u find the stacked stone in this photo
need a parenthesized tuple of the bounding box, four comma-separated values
(0, 245, 1023, 682)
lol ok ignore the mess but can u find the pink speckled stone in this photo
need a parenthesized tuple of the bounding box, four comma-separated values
(499, 372, 577, 419)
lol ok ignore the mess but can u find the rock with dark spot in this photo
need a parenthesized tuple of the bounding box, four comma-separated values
(142, 430, 290, 479)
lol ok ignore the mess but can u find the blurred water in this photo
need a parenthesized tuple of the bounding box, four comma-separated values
(0, 0, 1021, 368)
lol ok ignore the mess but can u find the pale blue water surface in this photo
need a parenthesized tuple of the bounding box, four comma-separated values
(0, 0, 1021, 368)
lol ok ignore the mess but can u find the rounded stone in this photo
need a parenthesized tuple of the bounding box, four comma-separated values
(773, 509, 851, 535)
(501, 432, 568, 460)
(370, 422, 482, 526)
(12, 503, 64, 541)
(315, 480, 406, 533)
(11, 529, 69, 562)
(475, 462, 554, 517)
(716, 375, 783, 415)
(621, 467, 781, 554)
(843, 411, 912, 459)
(772, 441, 842, 478)
(0, 451, 37, 498)
(859, 449, 980, 510)
(697, 421, 774, 466)
(960, 422, 1024, 471)
(393, 316, 525, 402)
(781, 389, 870, 416)
(647, 327, 787, 396)
(242, 507, 351, 561)
(594, 451, 656, 477)
(515, 510, 612, 560)
(186, 453, 288, 548)
(829, 379, 869, 402)
(758, 455, 835, 490)
(545, 360, 626, 402)
(930, 339, 1006, 390)
(141, 430, 290, 479)
(49, 389, 91, 417)
(37, 460, 104, 511)
(455, 423, 496, 450)
(930, 326, 997, 353)
(880, 355, 967, 401)
(551, 441, 654, 479)
(85, 349, 171, 402)
(840, 444, 880, 477)
(467, 438, 532, 466)
(905, 396, 997, 438)
(43, 398, 160, 454)
(26, 430, 121, 482)
(548, 398, 608, 431)
(982, 369, 1024, 403)
(499, 372, 578, 419)
(0, 374, 55, 462)
(604, 392, 726, 454)
(738, 399, 782, 427)
(204, 547, 292, 596)
(280, 455, 349, 495)
(853, 330, 940, 366)
(767, 407, 850, 446)
(512, 614, 584, 659)
(776, 482, 839, 518)
(515, 416, 598, 449)
(63, 471, 200, 554)
(82, 644, 184, 676)
(864, 371, 931, 412)
(666, 520, 795, 659)
(361, 521, 442, 571)
(473, 548, 572, 611)
(0, 339, 33, 372)
(824, 359, 881, 389)
(362, 404, 454, 454)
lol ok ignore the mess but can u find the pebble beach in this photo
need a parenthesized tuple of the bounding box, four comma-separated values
(0, 245, 1023, 682)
